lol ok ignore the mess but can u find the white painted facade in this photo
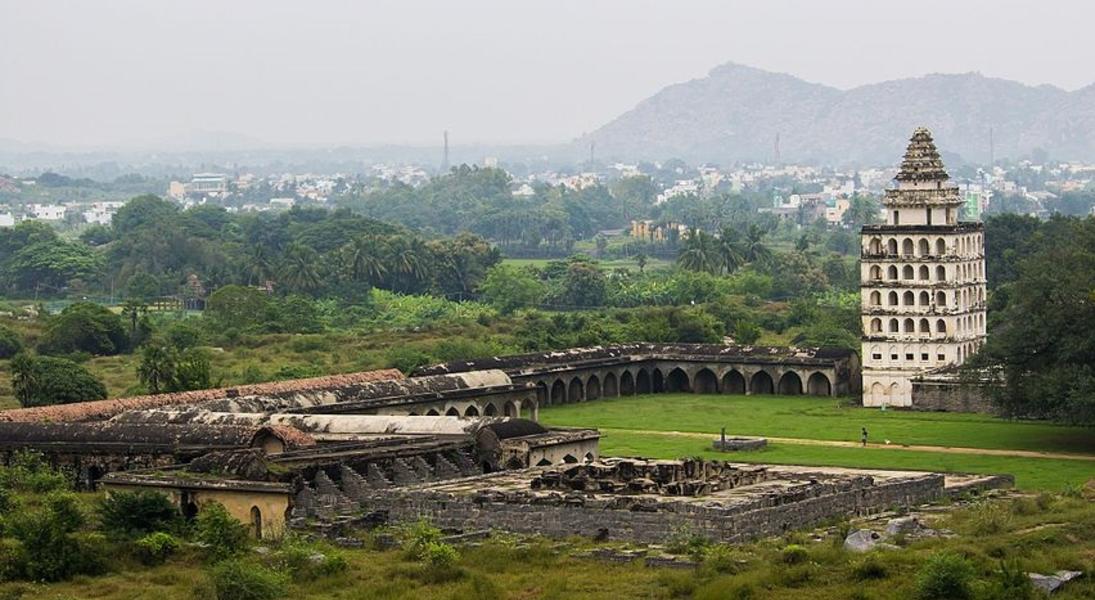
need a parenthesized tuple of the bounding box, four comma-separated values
(860, 129, 987, 407)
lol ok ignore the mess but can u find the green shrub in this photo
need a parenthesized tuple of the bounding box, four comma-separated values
(0, 325, 24, 358)
(10, 353, 107, 408)
(0, 450, 68, 493)
(423, 541, 458, 569)
(666, 525, 711, 559)
(702, 544, 749, 575)
(99, 490, 180, 538)
(851, 553, 889, 580)
(4, 492, 105, 582)
(915, 552, 975, 600)
(209, 559, 289, 600)
(195, 502, 250, 562)
(968, 502, 1014, 535)
(268, 537, 348, 581)
(401, 519, 443, 560)
(135, 532, 180, 565)
(37, 302, 129, 356)
(385, 346, 434, 375)
(781, 544, 809, 565)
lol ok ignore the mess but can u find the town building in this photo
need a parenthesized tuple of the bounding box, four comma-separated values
(860, 128, 987, 407)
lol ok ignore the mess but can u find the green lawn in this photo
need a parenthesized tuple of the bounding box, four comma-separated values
(599, 430, 1093, 492)
(540, 394, 1095, 492)
(540, 394, 1095, 454)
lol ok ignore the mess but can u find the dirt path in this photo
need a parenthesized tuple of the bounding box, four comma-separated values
(602, 427, 1095, 462)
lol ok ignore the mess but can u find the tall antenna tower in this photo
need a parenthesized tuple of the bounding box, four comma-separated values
(988, 127, 994, 170)
(440, 130, 450, 174)
(589, 141, 595, 170)
(774, 133, 781, 164)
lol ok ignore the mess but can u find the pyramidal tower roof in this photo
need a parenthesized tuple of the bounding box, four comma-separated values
(895, 127, 950, 182)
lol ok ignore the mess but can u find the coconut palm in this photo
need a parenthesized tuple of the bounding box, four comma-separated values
(743, 224, 773, 266)
(278, 243, 322, 292)
(345, 236, 387, 283)
(717, 227, 746, 274)
(677, 229, 719, 274)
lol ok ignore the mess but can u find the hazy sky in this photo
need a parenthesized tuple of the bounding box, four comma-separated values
(3, 0, 1093, 149)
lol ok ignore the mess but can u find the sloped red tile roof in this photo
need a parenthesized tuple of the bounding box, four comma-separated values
(0, 368, 405, 423)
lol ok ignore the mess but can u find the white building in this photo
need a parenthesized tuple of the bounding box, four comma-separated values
(30, 204, 66, 221)
(860, 128, 987, 407)
(82, 201, 125, 225)
(0, 213, 15, 227)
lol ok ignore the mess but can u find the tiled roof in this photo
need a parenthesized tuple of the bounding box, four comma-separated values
(0, 369, 405, 423)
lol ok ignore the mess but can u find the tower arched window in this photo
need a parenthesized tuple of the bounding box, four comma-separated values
(936, 291, 946, 306)
(869, 291, 881, 306)
(888, 291, 898, 306)
(918, 265, 929, 280)
(888, 265, 898, 280)
(889, 319, 899, 333)
(936, 238, 946, 255)
(870, 265, 881, 280)
(903, 291, 914, 305)
(919, 318, 930, 333)
(887, 239, 898, 255)
(903, 318, 915, 333)
(870, 318, 882, 333)
(869, 238, 882, 254)
(918, 239, 930, 256)
(935, 265, 946, 281)
(936, 319, 947, 335)
(919, 291, 930, 306)
(902, 238, 914, 255)
(903, 265, 914, 280)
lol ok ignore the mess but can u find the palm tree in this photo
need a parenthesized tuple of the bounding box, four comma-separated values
(387, 237, 430, 290)
(278, 243, 322, 293)
(137, 343, 176, 394)
(345, 237, 386, 283)
(743, 224, 773, 266)
(677, 229, 719, 274)
(717, 227, 745, 274)
(246, 244, 274, 285)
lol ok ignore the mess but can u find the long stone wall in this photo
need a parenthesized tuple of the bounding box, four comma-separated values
(353, 469, 944, 544)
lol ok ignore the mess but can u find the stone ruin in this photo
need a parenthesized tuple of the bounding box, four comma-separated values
(530, 458, 770, 496)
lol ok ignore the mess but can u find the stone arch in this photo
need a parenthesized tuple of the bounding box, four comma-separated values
(870, 381, 885, 399)
(426, 408, 440, 416)
(535, 381, 548, 406)
(870, 265, 882, 280)
(568, 377, 584, 403)
(936, 238, 946, 254)
(484, 403, 498, 416)
(620, 370, 636, 396)
(806, 372, 831, 396)
(902, 265, 914, 279)
(936, 290, 947, 306)
(464, 405, 480, 417)
(888, 382, 900, 398)
(778, 371, 803, 395)
(250, 506, 263, 539)
(550, 379, 566, 405)
(903, 290, 914, 305)
(887, 265, 898, 280)
(407, 411, 419, 416)
(636, 369, 651, 394)
(918, 265, 929, 280)
(887, 238, 898, 254)
(919, 291, 930, 306)
(903, 318, 915, 333)
(536, 458, 552, 467)
(586, 374, 602, 400)
(445, 407, 460, 416)
(902, 238, 914, 255)
(919, 318, 930, 333)
(721, 370, 746, 394)
(652, 369, 665, 393)
(918, 239, 930, 256)
(888, 318, 899, 333)
(603, 372, 618, 397)
(584, 452, 595, 462)
(693, 368, 718, 394)
(888, 291, 898, 306)
(503, 401, 518, 418)
(750, 371, 775, 395)
(936, 319, 947, 335)
(666, 367, 690, 393)
(869, 238, 882, 254)
(870, 318, 882, 333)
(563, 454, 579, 464)
(936, 265, 946, 281)
(869, 290, 881, 305)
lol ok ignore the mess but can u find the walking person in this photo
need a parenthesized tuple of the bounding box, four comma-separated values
(861, 427, 869, 447)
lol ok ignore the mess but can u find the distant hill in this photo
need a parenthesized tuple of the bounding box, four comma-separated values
(580, 63, 1095, 166)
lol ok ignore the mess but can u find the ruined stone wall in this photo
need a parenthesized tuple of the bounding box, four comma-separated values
(910, 379, 997, 414)
(355, 473, 943, 544)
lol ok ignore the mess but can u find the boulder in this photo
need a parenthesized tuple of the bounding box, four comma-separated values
(843, 529, 884, 553)
(884, 516, 922, 536)
(1028, 570, 1083, 594)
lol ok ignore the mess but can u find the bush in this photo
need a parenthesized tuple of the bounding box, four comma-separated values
(915, 552, 975, 600)
(99, 490, 180, 538)
(967, 502, 1014, 535)
(10, 353, 107, 408)
(134, 532, 180, 565)
(401, 519, 443, 560)
(423, 541, 458, 569)
(781, 544, 809, 565)
(37, 302, 129, 356)
(0, 450, 68, 493)
(4, 492, 105, 582)
(195, 502, 250, 562)
(268, 537, 348, 581)
(209, 559, 289, 600)
(0, 325, 24, 358)
(701, 544, 749, 575)
(851, 553, 889, 580)
(385, 346, 434, 376)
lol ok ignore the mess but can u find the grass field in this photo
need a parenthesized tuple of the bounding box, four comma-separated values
(540, 394, 1095, 491)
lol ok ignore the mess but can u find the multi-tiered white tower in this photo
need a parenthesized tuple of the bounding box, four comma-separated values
(860, 128, 987, 407)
